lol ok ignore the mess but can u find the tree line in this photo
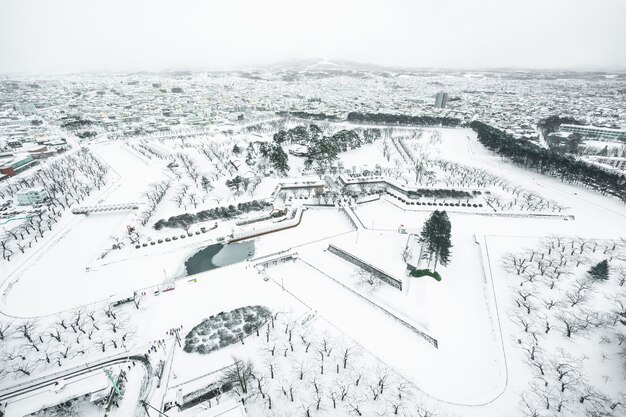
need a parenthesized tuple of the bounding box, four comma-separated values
(346, 112, 462, 127)
(275, 111, 463, 128)
(276, 111, 341, 121)
(470, 121, 626, 202)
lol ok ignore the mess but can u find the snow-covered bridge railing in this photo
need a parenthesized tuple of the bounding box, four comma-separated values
(228, 207, 305, 243)
(71, 202, 141, 215)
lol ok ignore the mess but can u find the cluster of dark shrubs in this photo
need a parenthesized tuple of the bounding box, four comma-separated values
(61, 118, 94, 130)
(407, 189, 473, 199)
(410, 268, 442, 281)
(387, 190, 483, 207)
(154, 200, 272, 230)
(76, 130, 98, 139)
(184, 305, 271, 354)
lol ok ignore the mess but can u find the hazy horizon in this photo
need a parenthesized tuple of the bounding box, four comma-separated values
(1, 0, 625, 74)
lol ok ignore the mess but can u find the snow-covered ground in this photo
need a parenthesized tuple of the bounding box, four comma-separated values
(1, 126, 625, 417)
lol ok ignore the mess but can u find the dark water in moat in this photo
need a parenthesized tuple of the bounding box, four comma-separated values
(184, 241, 255, 275)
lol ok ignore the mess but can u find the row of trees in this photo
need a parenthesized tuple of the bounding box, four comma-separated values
(471, 121, 626, 202)
(346, 112, 461, 127)
(398, 135, 565, 212)
(153, 200, 272, 230)
(276, 111, 341, 121)
(1, 207, 63, 261)
(1, 148, 110, 262)
(0, 301, 136, 380)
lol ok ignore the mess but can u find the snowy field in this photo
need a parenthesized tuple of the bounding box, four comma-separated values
(0, 125, 624, 417)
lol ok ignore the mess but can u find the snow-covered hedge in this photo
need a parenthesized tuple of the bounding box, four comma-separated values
(183, 306, 271, 354)
(153, 200, 272, 230)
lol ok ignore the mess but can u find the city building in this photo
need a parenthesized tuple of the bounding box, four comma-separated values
(16, 186, 48, 205)
(0, 154, 36, 176)
(559, 124, 626, 142)
(434, 92, 448, 109)
(587, 156, 626, 175)
(13, 102, 37, 115)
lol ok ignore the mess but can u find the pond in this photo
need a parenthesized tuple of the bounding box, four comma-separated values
(184, 240, 255, 275)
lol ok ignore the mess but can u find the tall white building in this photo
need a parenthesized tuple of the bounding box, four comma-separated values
(434, 92, 448, 109)
(559, 124, 626, 142)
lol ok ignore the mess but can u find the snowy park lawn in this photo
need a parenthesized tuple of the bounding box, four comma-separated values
(142, 263, 310, 383)
(2, 124, 625, 417)
(3, 236, 196, 316)
(263, 256, 505, 404)
(487, 234, 626, 416)
(338, 142, 388, 169)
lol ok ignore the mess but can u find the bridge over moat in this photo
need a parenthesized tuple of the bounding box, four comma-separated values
(71, 202, 141, 215)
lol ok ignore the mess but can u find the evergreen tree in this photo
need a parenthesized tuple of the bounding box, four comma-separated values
(287, 125, 309, 144)
(269, 144, 289, 176)
(420, 210, 452, 271)
(273, 130, 287, 144)
(309, 124, 322, 142)
(588, 259, 609, 281)
(259, 142, 271, 158)
(225, 176, 243, 192)
(201, 176, 212, 192)
(232, 144, 241, 155)
(307, 137, 339, 171)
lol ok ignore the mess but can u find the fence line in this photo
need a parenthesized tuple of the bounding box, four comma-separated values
(298, 258, 438, 348)
(327, 244, 402, 291)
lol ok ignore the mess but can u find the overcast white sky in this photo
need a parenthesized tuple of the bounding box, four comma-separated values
(1, 0, 625, 73)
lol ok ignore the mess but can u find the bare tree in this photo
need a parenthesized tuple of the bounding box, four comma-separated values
(354, 270, 382, 292)
(614, 265, 626, 286)
(502, 253, 531, 275)
(520, 392, 541, 417)
(0, 321, 15, 340)
(564, 278, 595, 307)
(17, 321, 37, 344)
(10, 361, 35, 377)
(512, 310, 536, 333)
(550, 353, 582, 393)
(220, 357, 255, 398)
(556, 312, 587, 338)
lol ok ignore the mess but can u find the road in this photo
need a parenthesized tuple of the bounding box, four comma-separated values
(0, 349, 151, 402)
